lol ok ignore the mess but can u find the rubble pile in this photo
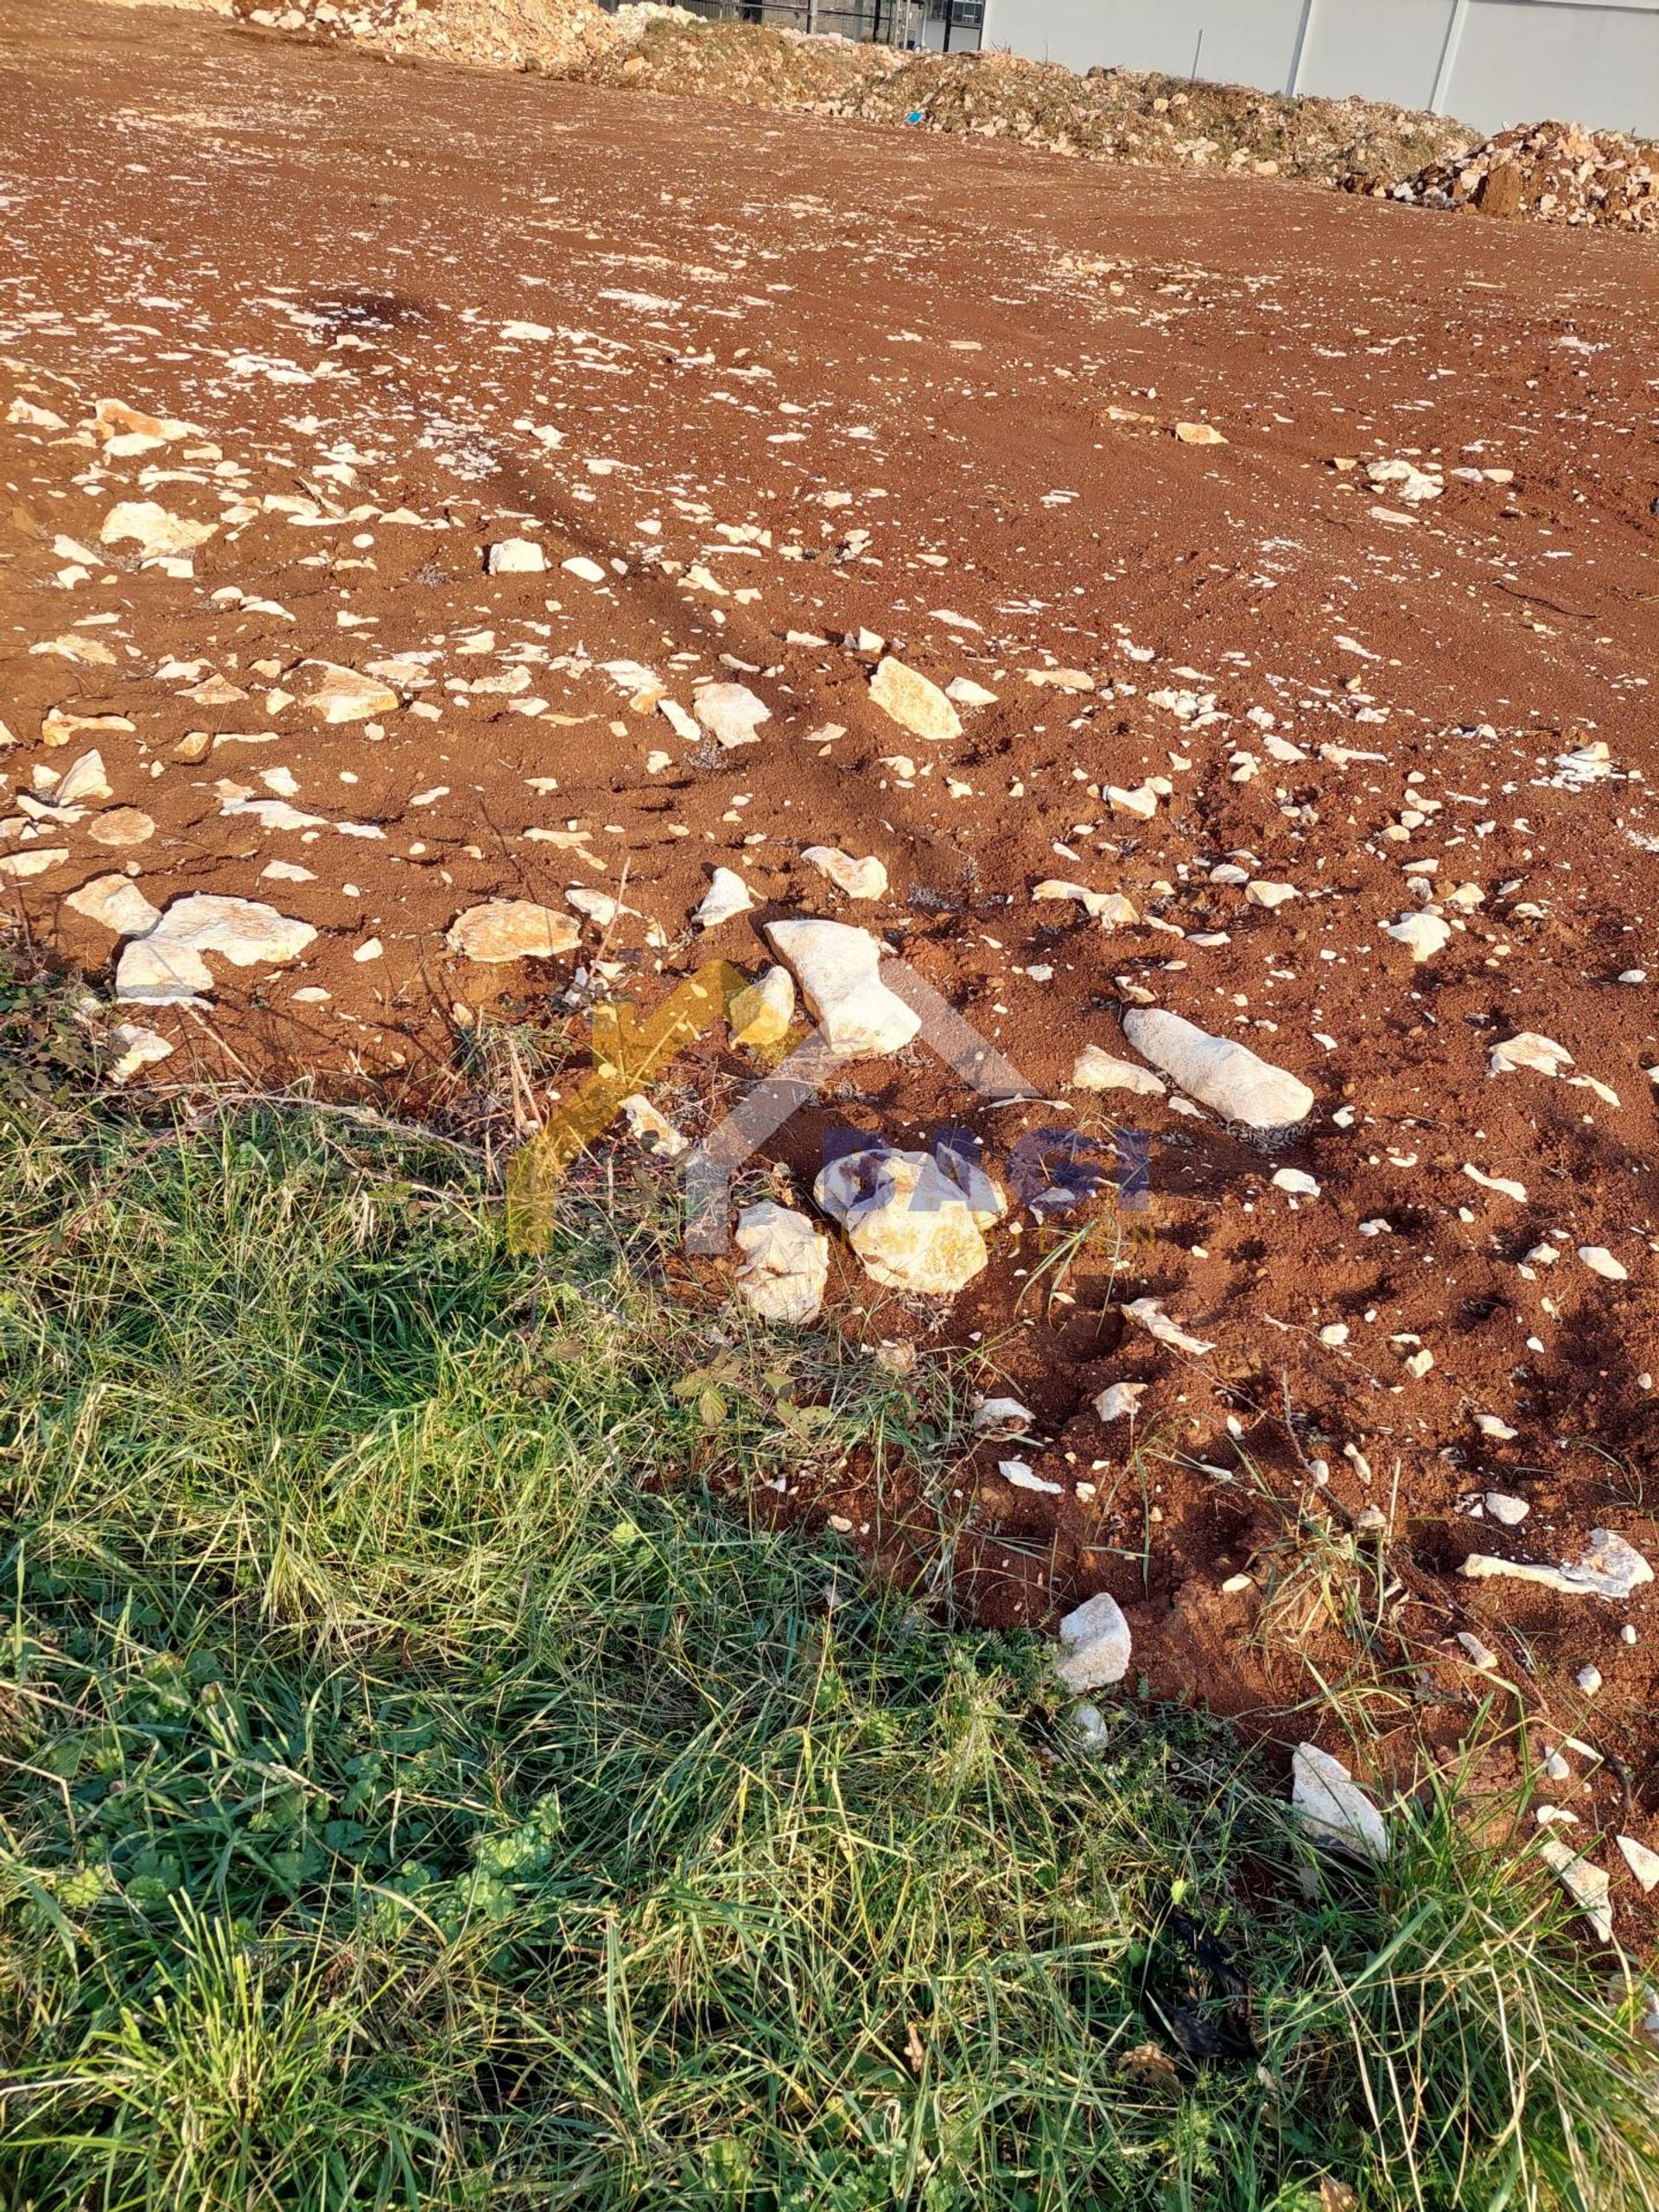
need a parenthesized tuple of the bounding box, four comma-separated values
(1365, 118, 1659, 232)
(231, 0, 620, 73)
(229, 0, 1473, 190)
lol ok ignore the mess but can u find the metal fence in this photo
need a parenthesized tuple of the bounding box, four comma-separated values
(978, 0, 1659, 138)
(609, 0, 984, 48)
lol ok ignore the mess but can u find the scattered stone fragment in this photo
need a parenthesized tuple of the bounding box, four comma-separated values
(1385, 911, 1452, 962)
(1121, 1295, 1214, 1357)
(693, 868, 753, 929)
(1484, 1491, 1529, 1527)
(1033, 880, 1139, 925)
(1617, 1835, 1659, 1893)
(1173, 421, 1226, 445)
(1461, 1529, 1654, 1601)
(1576, 1663, 1604, 1697)
(766, 918, 920, 1057)
(0, 849, 70, 881)
(729, 963, 795, 1046)
(802, 846, 887, 899)
(1054, 1591, 1133, 1694)
(1538, 1834, 1612, 1941)
(620, 1094, 686, 1159)
(1491, 1031, 1573, 1077)
(1122, 1007, 1313, 1128)
(1071, 1044, 1165, 1096)
(1271, 1167, 1320, 1198)
(1095, 1381, 1147, 1423)
(1001, 1459, 1063, 1495)
(445, 900, 581, 963)
(486, 537, 547, 574)
(1579, 1245, 1629, 1282)
(814, 1144, 1000, 1295)
(105, 1020, 175, 1083)
(88, 805, 156, 848)
(868, 656, 961, 745)
(694, 682, 770, 748)
(295, 661, 400, 724)
(973, 1395, 1034, 1433)
(1291, 1744, 1389, 1864)
(733, 1200, 829, 1325)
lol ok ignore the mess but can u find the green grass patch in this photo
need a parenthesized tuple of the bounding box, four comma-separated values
(0, 955, 1655, 2209)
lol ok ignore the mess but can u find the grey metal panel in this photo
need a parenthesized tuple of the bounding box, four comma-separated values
(982, 0, 1659, 137)
(1297, 0, 1458, 109)
(983, 0, 1305, 86)
(1449, 0, 1659, 133)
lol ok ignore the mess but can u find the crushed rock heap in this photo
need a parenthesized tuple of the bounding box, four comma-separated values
(232, 0, 622, 72)
(229, 0, 1473, 192)
(1360, 118, 1659, 232)
(226, 3, 1656, 226)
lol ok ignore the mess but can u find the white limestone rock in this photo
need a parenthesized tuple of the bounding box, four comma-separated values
(693, 683, 770, 748)
(802, 846, 887, 900)
(445, 900, 581, 963)
(868, 656, 961, 745)
(729, 963, 795, 1048)
(1122, 1007, 1313, 1129)
(99, 500, 218, 556)
(1054, 1592, 1133, 1694)
(486, 537, 547, 575)
(1291, 1744, 1389, 1864)
(295, 661, 400, 724)
(116, 895, 316, 1006)
(65, 874, 163, 937)
(1071, 1044, 1166, 1096)
(734, 1201, 830, 1325)
(693, 868, 754, 930)
(814, 1145, 1001, 1297)
(1461, 1529, 1654, 1601)
(766, 918, 920, 1058)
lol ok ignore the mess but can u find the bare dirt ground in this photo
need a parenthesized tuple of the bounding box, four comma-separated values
(4, 0, 1659, 1918)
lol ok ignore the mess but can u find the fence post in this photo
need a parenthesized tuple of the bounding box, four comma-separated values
(1429, 0, 1471, 113)
(1286, 0, 1319, 93)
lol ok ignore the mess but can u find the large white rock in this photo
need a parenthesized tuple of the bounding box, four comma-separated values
(814, 1146, 1000, 1296)
(733, 1201, 830, 1325)
(445, 900, 580, 963)
(1460, 1529, 1653, 1601)
(693, 683, 770, 748)
(1122, 1007, 1313, 1128)
(486, 537, 547, 575)
(766, 918, 919, 1058)
(99, 500, 218, 555)
(802, 846, 887, 900)
(868, 656, 961, 745)
(295, 661, 400, 724)
(116, 895, 316, 1006)
(1054, 1592, 1133, 1694)
(1291, 1744, 1389, 1863)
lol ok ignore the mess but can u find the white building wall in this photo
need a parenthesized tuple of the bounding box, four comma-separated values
(980, 0, 1659, 139)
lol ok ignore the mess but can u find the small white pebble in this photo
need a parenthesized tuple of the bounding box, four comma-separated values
(1576, 1664, 1603, 1697)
